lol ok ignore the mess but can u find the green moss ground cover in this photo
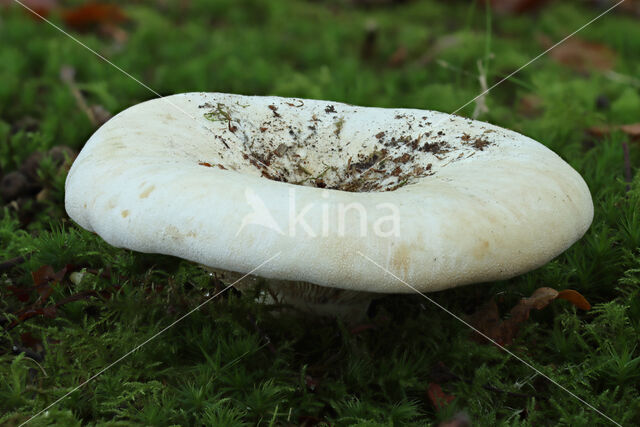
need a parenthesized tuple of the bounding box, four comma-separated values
(1, 0, 639, 425)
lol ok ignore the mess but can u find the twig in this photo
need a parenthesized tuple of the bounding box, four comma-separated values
(60, 65, 97, 125)
(0, 254, 30, 273)
(11, 344, 44, 362)
(605, 70, 640, 89)
(360, 19, 378, 60)
(60, 65, 111, 127)
(246, 313, 277, 354)
(472, 59, 489, 120)
(6, 289, 116, 330)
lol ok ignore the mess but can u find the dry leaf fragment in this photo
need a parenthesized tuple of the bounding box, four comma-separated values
(304, 374, 320, 391)
(6, 285, 31, 302)
(517, 286, 559, 310)
(7, 288, 116, 330)
(1, 0, 58, 18)
(557, 289, 591, 310)
(588, 123, 640, 141)
(468, 299, 502, 341)
(62, 2, 127, 31)
(31, 264, 66, 287)
(31, 265, 67, 307)
(427, 382, 455, 410)
(540, 35, 616, 72)
(621, 124, 640, 138)
(468, 287, 591, 345)
(61, 2, 129, 42)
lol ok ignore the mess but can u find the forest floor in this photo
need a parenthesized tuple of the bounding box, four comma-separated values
(1, 0, 639, 425)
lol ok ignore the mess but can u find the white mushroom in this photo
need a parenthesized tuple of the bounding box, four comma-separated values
(65, 93, 593, 320)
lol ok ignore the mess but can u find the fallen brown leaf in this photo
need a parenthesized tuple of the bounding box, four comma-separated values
(31, 264, 66, 287)
(468, 287, 591, 345)
(588, 123, 640, 141)
(427, 382, 455, 410)
(557, 289, 591, 310)
(7, 289, 116, 330)
(468, 299, 502, 342)
(62, 2, 127, 31)
(305, 374, 319, 391)
(621, 123, 640, 138)
(540, 35, 616, 72)
(517, 287, 559, 310)
(1, 0, 57, 18)
(6, 285, 31, 302)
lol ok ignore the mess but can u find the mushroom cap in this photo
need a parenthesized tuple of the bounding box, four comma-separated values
(65, 93, 593, 294)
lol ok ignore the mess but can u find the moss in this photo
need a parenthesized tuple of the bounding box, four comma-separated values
(1, 0, 639, 425)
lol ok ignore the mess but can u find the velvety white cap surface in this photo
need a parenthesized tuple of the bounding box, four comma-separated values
(65, 93, 594, 293)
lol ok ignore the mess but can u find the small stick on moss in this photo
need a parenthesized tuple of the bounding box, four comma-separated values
(246, 313, 277, 354)
(60, 66, 97, 125)
(11, 344, 44, 362)
(0, 254, 30, 273)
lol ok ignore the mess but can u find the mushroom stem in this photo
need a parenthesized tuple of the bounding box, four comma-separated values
(203, 266, 376, 323)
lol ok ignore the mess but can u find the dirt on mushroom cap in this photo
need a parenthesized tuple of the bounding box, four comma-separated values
(197, 95, 498, 193)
